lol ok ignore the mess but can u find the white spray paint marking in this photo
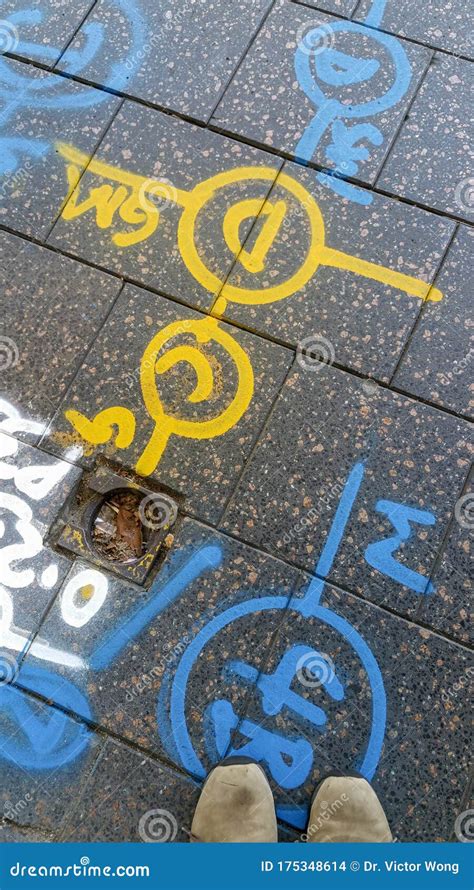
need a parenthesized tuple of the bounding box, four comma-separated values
(61, 569, 108, 629)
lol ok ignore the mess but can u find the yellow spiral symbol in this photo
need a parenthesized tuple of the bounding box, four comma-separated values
(135, 317, 254, 476)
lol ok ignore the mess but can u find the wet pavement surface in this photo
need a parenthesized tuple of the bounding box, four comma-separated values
(0, 0, 472, 846)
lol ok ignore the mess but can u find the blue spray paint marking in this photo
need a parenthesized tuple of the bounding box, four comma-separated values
(90, 545, 223, 670)
(158, 457, 388, 830)
(294, 2, 411, 205)
(365, 501, 436, 594)
(0, 0, 147, 174)
(0, 666, 92, 770)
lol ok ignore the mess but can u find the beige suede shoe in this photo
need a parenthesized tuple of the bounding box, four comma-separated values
(306, 774, 392, 842)
(191, 758, 278, 843)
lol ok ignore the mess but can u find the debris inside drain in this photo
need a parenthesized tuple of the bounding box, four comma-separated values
(92, 490, 148, 564)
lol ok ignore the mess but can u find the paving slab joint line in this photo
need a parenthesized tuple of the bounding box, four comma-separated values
(291, 0, 474, 61)
(0, 49, 472, 225)
(388, 223, 461, 387)
(11, 676, 204, 787)
(413, 464, 474, 628)
(53, 0, 101, 73)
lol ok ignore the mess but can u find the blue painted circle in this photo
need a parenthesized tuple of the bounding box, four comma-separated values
(163, 595, 386, 783)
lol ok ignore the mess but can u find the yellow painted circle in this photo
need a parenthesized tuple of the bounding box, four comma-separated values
(177, 167, 325, 306)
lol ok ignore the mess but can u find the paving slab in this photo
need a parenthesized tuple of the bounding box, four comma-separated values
(378, 55, 474, 222)
(0, 233, 123, 440)
(211, 0, 431, 186)
(0, 57, 120, 239)
(393, 226, 474, 418)
(416, 473, 473, 646)
(221, 363, 472, 618)
(18, 519, 299, 776)
(355, 0, 474, 58)
(293, 0, 359, 15)
(61, 737, 200, 842)
(42, 284, 292, 523)
(215, 160, 454, 381)
(58, 0, 273, 123)
(228, 581, 472, 841)
(0, 684, 103, 832)
(0, 0, 94, 67)
(48, 101, 282, 312)
(0, 432, 77, 668)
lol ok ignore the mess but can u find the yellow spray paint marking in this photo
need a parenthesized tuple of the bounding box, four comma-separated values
(223, 199, 288, 273)
(64, 317, 254, 478)
(64, 406, 135, 449)
(57, 143, 443, 308)
(78, 584, 95, 602)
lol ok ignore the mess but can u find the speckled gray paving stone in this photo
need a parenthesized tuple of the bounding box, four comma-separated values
(221, 363, 472, 618)
(416, 475, 473, 646)
(0, 822, 54, 842)
(0, 432, 76, 662)
(61, 738, 200, 841)
(378, 55, 474, 222)
(59, 0, 273, 123)
(211, 0, 431, 185)
(42, 284, 292, 523)
(293, 0, 359, 15)
(19, 520, 299, 775)
(0, 685, 103, 832)
(393, 226, 474, 418)
(216, 160, 454, 381)
(0, 233, 123, 440)
(0, 58, 120, 239)
(0, 0, 94, 67)
(230, 581, 472, 841)
(48, 101, 282, 311)
(355, 0, 474, 58)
